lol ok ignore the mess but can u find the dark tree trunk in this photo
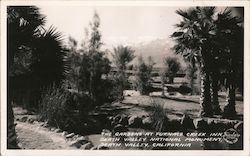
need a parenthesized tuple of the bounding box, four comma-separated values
(211, 72, 222, 115)
(199, 59, 213, 117)
(7, 102, 19, 149)
(223, 76, 236, 119)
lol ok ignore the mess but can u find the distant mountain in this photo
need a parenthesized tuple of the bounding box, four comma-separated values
(105, 38, 187, 68)
(131, 38, 185, 68)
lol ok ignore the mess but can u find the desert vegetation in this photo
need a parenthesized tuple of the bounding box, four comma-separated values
(7, 6, 244, 150)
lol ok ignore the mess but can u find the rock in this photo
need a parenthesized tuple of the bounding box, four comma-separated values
(91, 146, 98, 150)
(111, 121, 116, 128)
(234, 121, 243, 134)
(102, 129, 111, 133)
(62, 131, 68, 137)
(33, 121, 39, 124)
(81, 142, 94, 149)
(20, 116, 28, 122)
(27, 118, 35, 124)
(70, 140, 82, 148)
(113, 124, 128, 132)
(180, 114, 194, 130)
(43, 123, 49, 128)
(114, 115, 122, 123)
(128, 115, 142, 128)
(91, 145, 109, 150)
(54, 129, 62, 133)
(97, 145, 109, 150)
(118, 116, 128, 126)
(108, 116, 113, 121)
(193, 118, 208, 131)
(70, 137, 89, 148)
(66, 133, 75, 139)
(142, 117, 152, 128)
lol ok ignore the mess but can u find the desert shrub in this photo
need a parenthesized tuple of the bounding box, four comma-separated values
(38, 85, 71, 128)
(134, 56, 154, 95)
(102, 75, 124, 102)
(150, 98, 169, 132)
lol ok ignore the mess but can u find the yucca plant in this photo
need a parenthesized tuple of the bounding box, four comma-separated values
(150, 98, 168, 132)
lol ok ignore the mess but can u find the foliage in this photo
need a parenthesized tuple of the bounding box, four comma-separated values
(150, 98, 168, 132)
(171, 7, 243, 117)
(161, 56, 181, 84)
(8, 6, 67, 96)
(78, 12, 111, 105)
(31, 27, 68, 87)
(185, 62, 200, 95)
(112, 45, 135, 98)
(134, 56, 154, 95)
(65, 36, 82, 90)
(7, 6, 45, 76)
(171, 7, 220, 117)
(39, 85, 70, 128)
(112, 45, 135, 71)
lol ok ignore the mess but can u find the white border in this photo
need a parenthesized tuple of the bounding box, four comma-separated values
(1, 1, 250, 156)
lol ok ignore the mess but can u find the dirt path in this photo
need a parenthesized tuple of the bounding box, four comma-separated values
(16, 122, 76, 149)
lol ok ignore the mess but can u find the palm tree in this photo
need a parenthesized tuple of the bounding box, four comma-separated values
(7, 6, 45, 149)
(7, 6, 67, 148)
(31, 26, 68, 87)
(112, 45, 135, 97)
(214, 8, 243, 118)
(171, 7, 217, 117)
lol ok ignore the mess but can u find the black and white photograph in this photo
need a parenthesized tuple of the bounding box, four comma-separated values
(1, 0, 249, 155)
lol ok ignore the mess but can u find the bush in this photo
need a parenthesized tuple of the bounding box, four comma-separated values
(103, 75, 124, 102)
(38, 85, 70, 128)
(134, 56, 154, 95)
(149, 98, 168, 132)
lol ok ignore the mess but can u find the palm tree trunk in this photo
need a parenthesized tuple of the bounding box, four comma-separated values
(7, 102, 19, 149)
(199, 59, 213, 117)
(211, 72, 221, 115)
(223, 76, 236, 119)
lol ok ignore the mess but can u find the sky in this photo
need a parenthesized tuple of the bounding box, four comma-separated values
(39, 6, 183, 47)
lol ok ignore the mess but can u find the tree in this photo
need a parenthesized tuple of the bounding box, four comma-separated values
(134, 56, 154, 95)
(172, 7, 243, 117)
(7, 6, 45, 149)
(79, 11, 111, 105)
(171, 7, 218, 117)
(66, 36, 82, 91)
(213, 8, 243, 118)
(7, 6, 67, 148)
(31, 26, 68, 87)
(112, 45, 135, 97)
(162, 56, 181, 84)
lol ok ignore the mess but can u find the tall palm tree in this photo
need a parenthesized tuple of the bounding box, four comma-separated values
(112, 45, 135, 97)
(214, 8, 243, 118)
(171, 7, 217, 117)
(7, 6, 45, 149)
